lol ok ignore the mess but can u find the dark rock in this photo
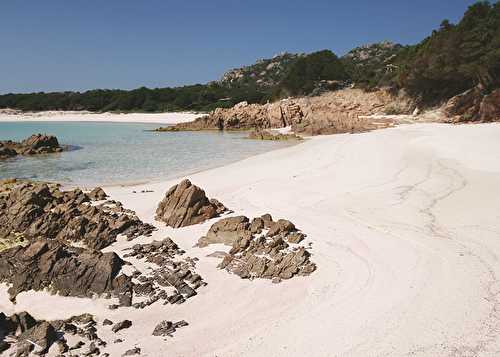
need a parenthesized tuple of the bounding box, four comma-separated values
(152, 319, 189, 337)
(9, 311, 37, 336)
(155, 179, 228, 228)
(444, 86, 500, 122)
(55, 340, 69, 354)
(102, 319, 113, 326)
(123, 347, 141, 356)
(0, 239, 130, 300)
(111, 320, 132, 333)
(0, 181, 155, 250)
(84, 341, 100, 356)
(17, 321, 57, 355)
(0, 133, 63, 160)
(199, 215, 316, 281)
(287, 232, 306, 244)
(479, 89, 500, 121)
(250, 217, 265, 233)
(88, 187, 107, 200)
(248, 129, 302, 141)
(69, 341, 85, 350)
(0, 341, 11, 353)
(267, 219, 296, 237)
(197, 216, 251, 247)
(260, 213, 273, 227)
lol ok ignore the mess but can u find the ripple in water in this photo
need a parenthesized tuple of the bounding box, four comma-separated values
(0, 122, 295, 187)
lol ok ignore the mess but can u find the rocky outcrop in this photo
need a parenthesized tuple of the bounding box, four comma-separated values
(443, 87, 500, 122)
(0, 181, 155, 250)
(155, 179, 228, 228)
(198, 214, 316, 281)
(0, 239, 130, 300)
(216, 52, 303, 88)
(197, 216, 253, 247)
(479, 89, 500, 121)
(1, 312, 107, 356)
(156, 88, 411, 135)
(1, 312, 56, 355)
(123, 238, 206, 307)
(0, 133, 64, 160)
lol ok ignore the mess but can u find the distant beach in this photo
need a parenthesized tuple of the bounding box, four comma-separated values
(0, 110, 202, 124)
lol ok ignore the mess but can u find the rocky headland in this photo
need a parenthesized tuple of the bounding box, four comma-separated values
(0, 134, 64, 160)
(155, 88, 413, 135)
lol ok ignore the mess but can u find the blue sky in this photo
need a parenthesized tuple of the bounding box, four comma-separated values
(0, 0, 480, 93)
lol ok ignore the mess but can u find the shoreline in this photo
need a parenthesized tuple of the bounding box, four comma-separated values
(0, 111, 203, 124)
(2, 122, 500, 356)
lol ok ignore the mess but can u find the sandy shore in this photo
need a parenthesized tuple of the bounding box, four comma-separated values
(2, 122, 500, 356)
(0, 111, 202, 124)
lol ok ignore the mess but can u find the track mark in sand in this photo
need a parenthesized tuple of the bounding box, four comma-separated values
(341, 157, 500, 356)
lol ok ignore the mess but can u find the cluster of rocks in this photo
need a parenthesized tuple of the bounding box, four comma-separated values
(0, 181, 155, 250)
(247, 129, 302, 141)
(0, 239, 132, 302)
(0, 312, 107, 356)
(443, 86, 500, 122)
(122, 238, 206, 308)
(198, 214, 316, 281)
(155, 179, 228, 228)
(155, 88, 410, 135)
(0, 134, 63, 160)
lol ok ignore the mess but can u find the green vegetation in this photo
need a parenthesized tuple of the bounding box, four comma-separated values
(393, 1, 500, 104)
(0, 50, 349, 113)
(341, 41, 404, 88)
(0, 1, 498, 112)
(274, 50, 348, 97)
(0, 84, 270, 113)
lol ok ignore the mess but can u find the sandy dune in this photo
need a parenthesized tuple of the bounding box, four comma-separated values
(2, 123, 500, 356)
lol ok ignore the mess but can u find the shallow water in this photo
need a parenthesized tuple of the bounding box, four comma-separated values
(0, 122, 294, 187)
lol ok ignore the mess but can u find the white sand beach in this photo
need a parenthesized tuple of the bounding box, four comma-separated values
(0, 111, 202, 124)
(2, 122, 500, 356)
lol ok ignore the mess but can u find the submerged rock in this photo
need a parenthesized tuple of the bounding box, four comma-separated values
(247, 129, 302, 141)
(155, 179, 228, 228)
(0, 133, 63, 160)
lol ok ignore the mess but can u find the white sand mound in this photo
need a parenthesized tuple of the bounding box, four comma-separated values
(2, 123, 500, 356)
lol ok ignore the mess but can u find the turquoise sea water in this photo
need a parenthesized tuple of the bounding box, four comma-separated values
(0, 122, 293, 187)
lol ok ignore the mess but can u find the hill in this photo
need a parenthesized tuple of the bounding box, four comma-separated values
(0, 1, 498, 114)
